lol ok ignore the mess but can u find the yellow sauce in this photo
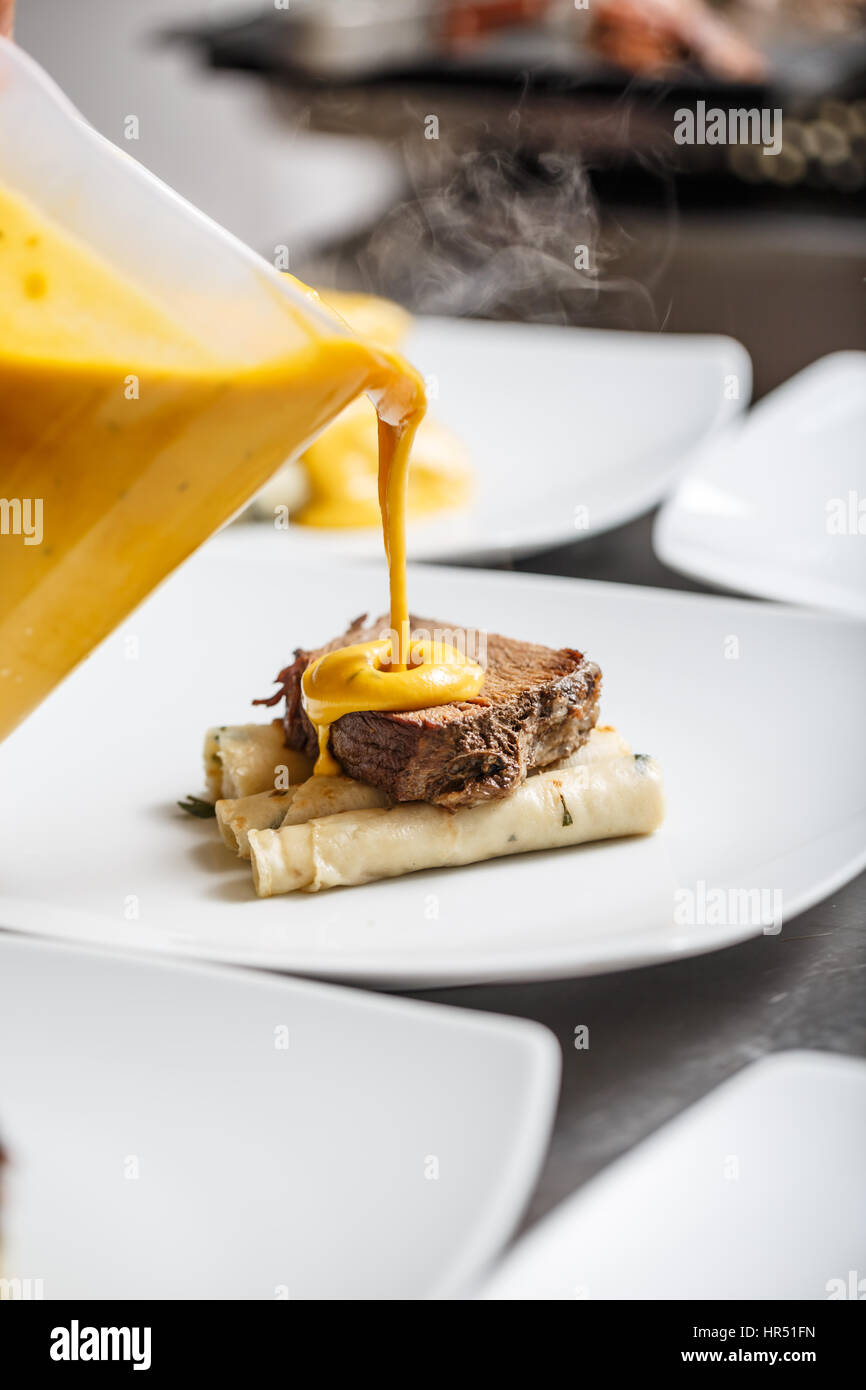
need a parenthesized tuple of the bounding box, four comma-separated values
(282, 281, 473, 530)
(303, 638, 485, 775)
(0, 184, 405, 740)
(300, 382, 484, 772)
(296, 285, 412, 351)
(294, 397, 473, 529)
(0, 180, 482, 755)
(264, 289, 484, 768)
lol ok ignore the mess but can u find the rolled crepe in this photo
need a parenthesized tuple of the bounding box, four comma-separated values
(280, 775, 387, 826)
(248, 753, 665, 897)
(203, 721, 313, 801)
(219, 775, 387, 857)
(218, 727, 625, 858)
(216, 787, 298, 854)
(552, 725, 631, 769)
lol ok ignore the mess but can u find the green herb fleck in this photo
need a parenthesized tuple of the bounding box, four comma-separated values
(178, 795, 217, 819)
(560, 795, 573, 828)
(507, 833, 517, 843)
(634, 753, 651, 771)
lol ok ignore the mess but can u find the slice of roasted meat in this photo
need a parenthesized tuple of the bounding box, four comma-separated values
(256, 613, 602, 809)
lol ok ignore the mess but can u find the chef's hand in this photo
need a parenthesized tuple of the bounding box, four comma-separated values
(1, 0, 15, 39)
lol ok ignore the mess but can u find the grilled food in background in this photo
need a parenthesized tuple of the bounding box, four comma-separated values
(248, 287, 474, 528)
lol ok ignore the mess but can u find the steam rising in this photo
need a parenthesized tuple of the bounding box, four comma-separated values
(357, 138, 652, 325)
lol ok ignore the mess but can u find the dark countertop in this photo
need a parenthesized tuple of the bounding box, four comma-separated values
(410, 509, 866, 1229)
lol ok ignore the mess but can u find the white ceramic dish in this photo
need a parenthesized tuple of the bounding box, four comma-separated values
(480, 1051, 866, 1300)
(1, 547, 863, 986)
(229, 317, 750, 562)
(654, 352, 866, 619)
(0, 935, 558, 1300)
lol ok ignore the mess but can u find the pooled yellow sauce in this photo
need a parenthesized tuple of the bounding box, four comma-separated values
(303, 638, 485, 775)
(0, 180, 483, 754)
(295, 397, 473, 529)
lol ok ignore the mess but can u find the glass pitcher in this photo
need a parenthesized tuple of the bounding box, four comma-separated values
(0, 37, 414, 742)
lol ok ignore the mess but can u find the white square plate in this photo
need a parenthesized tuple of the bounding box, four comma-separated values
(0, 935, 558, 1300)
(0, 546, 863, 986)
(480, 1052, 866, 1300)
(654, 352, 866, 618)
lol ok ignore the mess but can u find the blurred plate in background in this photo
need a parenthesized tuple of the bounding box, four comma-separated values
(655, 352, 866, 619)
(229, 318, 750, 563)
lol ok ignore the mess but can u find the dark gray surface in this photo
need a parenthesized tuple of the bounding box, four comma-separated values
(410, 508, 866, 1230)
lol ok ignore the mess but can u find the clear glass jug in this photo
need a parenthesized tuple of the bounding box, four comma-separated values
(0, 37, 411, 741)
